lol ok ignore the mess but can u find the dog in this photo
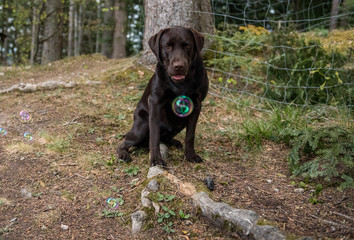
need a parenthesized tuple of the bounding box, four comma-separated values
(117, 26, 209, 166)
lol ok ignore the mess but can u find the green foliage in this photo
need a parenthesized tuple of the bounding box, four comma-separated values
(239, 106, 353, 188)
(264, 29, 352, 106)
(308, 184, 323, 204)
(288, 126, 354, 186)
(100, 209, 123, 218)
(162, 222, 175, 234)
(157, 193, 175, 202)
(205, 23, 268, 75)
(179, 210, 190, 219)
(124, 166, 139, 177)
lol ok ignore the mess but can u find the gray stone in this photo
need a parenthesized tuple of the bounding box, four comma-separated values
(192, 192, 258, 235)
(141, 188, 151, 207)
(152, 202, 160, 213)
(131, 211, 146, 234)
(147, 179, 159, 191)
(159, 143, 169, 160)
(20, 188, 32, 198)
(147, 166, 164, 179)
(294, 188, 305, 193)
(61, 224, 69, 230)
(251, 225, 286, 240)
(192, 192, 286, 240)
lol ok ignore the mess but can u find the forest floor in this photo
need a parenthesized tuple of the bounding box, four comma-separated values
(0, 55, 353, 240)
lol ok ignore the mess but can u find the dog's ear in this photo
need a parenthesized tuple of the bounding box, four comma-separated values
(148, 29, 166, 61)
(189, 28, 204, 54)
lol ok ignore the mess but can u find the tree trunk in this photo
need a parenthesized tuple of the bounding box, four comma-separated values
(77, 4, 83, 56)
(96, 0, 101, 53)
(329, 0, 340, 31)
(101, 0, 114, 58)
(41, 0, 63, 64)
(112, 0, 127, 59)
(68, 0, 74, 57)
(142, 0, 215, 64)
(1, 0, 9, 65)
(30, 0, 40, 64)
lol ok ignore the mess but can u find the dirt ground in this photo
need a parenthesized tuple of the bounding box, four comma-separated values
(0, 55, 353, 240)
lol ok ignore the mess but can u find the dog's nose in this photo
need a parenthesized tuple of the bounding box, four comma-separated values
(173, 61, 184, 71)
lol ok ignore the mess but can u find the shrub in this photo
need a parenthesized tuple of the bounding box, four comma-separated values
(288, 126, 354, 188)
(264, 29, 353, 107)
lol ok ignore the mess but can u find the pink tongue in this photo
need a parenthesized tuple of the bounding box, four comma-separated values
(172, 75, 185, 80)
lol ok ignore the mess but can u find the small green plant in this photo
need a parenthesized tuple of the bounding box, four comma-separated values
(101, 209, 123, 218)
(179, 210, 190, 219)
(309, 184, 324, 204)
(106, 154, 116, 166)
(157, 193, 175, 202)
(157, 205, 176, 223)
(111, 186, 124, 193)
(88, 127, 97, 134)
(124, 166, 139, 177)
(162, 222, 175, 234)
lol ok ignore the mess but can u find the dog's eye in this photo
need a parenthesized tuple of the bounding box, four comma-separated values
(183, 43, 190, 49)
(166, 45, 172, 50)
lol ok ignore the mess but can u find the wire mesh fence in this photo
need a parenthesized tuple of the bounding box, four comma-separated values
(192, 0, 354, 116)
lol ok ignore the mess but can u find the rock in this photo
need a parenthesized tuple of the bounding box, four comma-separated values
(61, 224, 69, 230)
(141, 188, 151, 207)
(266, 179, 272, 183)
(0, 72, 4, 76)
(159, 143, 169, 160)
(203, 176, 215, 191)
(251, 225, 286, 240)
(294, 188, 305, 193)
(20, 188, 32, 198)
(147, 166, 164, 179)
(131, 211, 146, 234)
(147, 179, 159, 191)
(192, 192, 286, 239)
(85, 80, 101, 85)
(152, 202, 160, 213)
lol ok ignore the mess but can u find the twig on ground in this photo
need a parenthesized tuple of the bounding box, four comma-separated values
(310, 214, 354, 230)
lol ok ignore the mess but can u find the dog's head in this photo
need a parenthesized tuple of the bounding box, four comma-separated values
(149, 26, 204, 83)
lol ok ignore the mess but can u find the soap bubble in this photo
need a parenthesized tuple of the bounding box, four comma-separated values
(0, 128, 7, 136)
(23, 132, 33, 142)
(106, 197, 119, 210)
(20, 110, 31, 122)
(172, 95, 194, 117)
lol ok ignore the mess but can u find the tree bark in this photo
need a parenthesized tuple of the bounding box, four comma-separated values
(30, 0, 40, 64)
(142, 0, 215, 64)
(329, 0, 340, 31)
(101, 0, 114, 58)
(96, 0, 101, 53)
(68, 0, 74, 57)
(112, 0, 127, 59)
(41, 0, 63, 64)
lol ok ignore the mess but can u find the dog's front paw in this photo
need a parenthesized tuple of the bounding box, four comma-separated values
(185, 153, 203, 163)
(150, 158, 167, 167)
(117, 149, 132, 162)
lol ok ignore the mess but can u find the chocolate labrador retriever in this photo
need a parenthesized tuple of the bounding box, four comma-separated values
(117, 26, 209, 166)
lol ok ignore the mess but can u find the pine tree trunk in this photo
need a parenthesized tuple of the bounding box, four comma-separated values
(101, 0, 114, 58)
(96, 1, 101, 53)
(112, 0, 127, 59)
(1, 0, 9, 65)
(78, 4, 83, 55)
(142, 0, 215, 64)
(41, 0, 63, 64)
(329, 0, 340, 31)
(68, 0, 74, 57)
